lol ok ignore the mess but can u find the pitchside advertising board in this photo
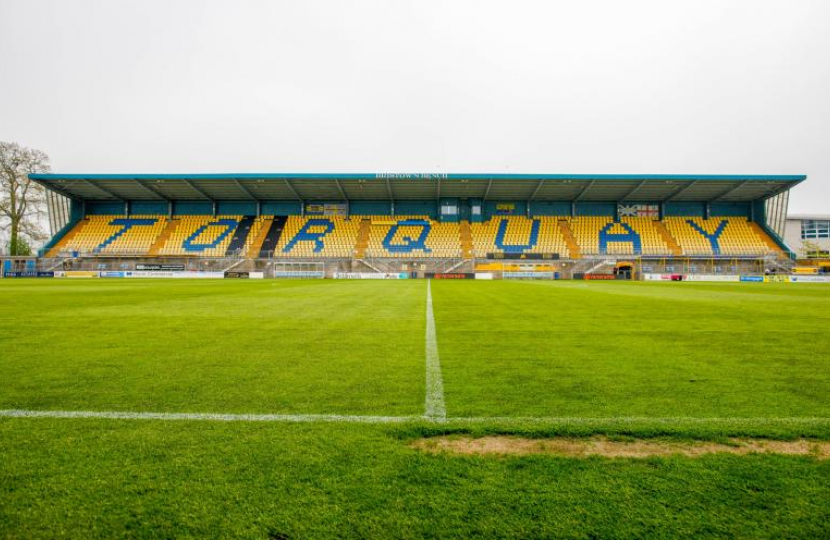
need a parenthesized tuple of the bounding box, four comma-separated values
(572, 273, 617, 280)
(53, 270, 225, 279)
(642, 273, 830, 283)
(334, 272, 410, 279)
(136, 264, 186, 271)
(2, 271, 54, 278)
(54, 271, 98, 278)
(124, 271, 225, 278)
(223, 271, 265, 279)
(504, 271, 558, 279)
(644, 274, 740, 282)
(789, 275, 830, 283)
(424, 273, 474, 279)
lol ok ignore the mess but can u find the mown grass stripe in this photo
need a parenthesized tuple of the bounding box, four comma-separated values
(424, 280, 447, 419)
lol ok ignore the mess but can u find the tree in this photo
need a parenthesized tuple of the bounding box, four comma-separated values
(0, 142, 50, 256)
(800, 240, 823, 259)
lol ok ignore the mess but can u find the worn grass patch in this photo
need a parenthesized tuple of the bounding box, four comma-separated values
(412, 435, 830, 458)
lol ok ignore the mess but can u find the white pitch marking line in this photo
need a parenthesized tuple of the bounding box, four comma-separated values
(424, 279, 447, 420)
(1, 409, 829, 426)
(0, 409, 415, 424)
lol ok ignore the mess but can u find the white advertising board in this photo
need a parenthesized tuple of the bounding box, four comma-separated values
(334, 272, 406, 279)
(123, 271, 225, 279)
(682, 274, 741, 282)
(788, 275, 830, 283)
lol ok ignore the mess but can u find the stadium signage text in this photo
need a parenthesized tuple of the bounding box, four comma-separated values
(334, 272, 409, 279)
(375, 173, 449, 180)
(122, 271, 225, 279)
(789, 275, 830, 283)
(486, 253, 559, 260)
(136, 264, 186, 271)
(2, 271, 54, 278)
(503, 271, 558, 279)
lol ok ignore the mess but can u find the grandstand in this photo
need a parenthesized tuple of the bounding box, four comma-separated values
(29, 173, 801, 276)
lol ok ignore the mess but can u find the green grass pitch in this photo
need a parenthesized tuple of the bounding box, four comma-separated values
(1, 279, 829, 538)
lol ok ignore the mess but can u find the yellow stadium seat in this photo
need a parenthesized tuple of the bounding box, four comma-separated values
(276, 216, 361, 258)
(55, 215, 166, 256)
(158, 216, 241, 257)
(471, 216, 569, 258)
(361, 216, 462, 258)
(663, 217, 778, 256)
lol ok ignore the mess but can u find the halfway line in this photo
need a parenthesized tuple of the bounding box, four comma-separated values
(425, 280, 447, 419)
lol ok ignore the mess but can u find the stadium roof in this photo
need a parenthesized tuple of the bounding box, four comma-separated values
(30, 173, 805, 203)
(787, 214, 830, 220)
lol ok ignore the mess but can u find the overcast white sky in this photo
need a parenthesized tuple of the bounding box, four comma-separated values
(1, 0, 828, 213)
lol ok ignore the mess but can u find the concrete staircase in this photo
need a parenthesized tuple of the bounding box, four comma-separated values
(258, 216, 287, 258)
(147, 218, 178, 256)
(459, 220, 474, 259)
(354, 218, 371, 258)
(245, 217, 273, 258)
(46, 220, 85, 257)
(654, 221, 683, 256)
(558, 220, 581, 259)
(749, 222, 785, 255)
(226, 216, 255, 256)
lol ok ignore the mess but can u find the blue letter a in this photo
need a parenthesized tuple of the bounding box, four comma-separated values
(599, 222, 642, 254)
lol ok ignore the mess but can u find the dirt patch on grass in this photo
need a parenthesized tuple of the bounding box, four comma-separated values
(412, 436, 830, 459)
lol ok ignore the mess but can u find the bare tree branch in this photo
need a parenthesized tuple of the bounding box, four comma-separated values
(0, 141, 51, 254)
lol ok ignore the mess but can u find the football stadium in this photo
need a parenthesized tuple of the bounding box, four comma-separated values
(2, 172, 830, 538)
(7, 172, 807, 278)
